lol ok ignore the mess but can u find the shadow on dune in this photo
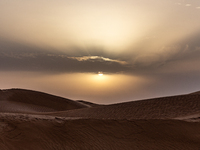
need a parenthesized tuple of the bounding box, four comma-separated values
(0, 89, 88, 113)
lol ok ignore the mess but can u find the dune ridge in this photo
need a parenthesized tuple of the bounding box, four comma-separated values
(46, 94, 200, 120)
(0, 89, 88, 113)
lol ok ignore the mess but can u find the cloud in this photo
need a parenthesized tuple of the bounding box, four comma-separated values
(0, 43, 199, 76)
(185, 4, 191, 7)
(1, 28, 200, 76)
(69, 56, 128, 65)
(0, 48, 131, 74)
(131, 45, 183, 70)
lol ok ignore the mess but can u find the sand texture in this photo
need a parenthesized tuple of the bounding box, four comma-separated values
(0, 89, 200, 149)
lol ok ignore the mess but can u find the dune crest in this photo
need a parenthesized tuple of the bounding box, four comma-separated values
(0, 89, 88, 113)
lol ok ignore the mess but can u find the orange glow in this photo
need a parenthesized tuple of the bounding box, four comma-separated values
(98, 72, 103, 76)
(0, 72, 148, 104)
(1, 0, 200, 105)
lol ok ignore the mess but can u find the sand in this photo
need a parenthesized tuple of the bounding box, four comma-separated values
(0, 89, 88, 113)
(0, 89, 200, 149)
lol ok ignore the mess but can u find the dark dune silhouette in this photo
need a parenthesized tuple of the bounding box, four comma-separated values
(0, 89, 200, 149)
(0, 89, 88, 113)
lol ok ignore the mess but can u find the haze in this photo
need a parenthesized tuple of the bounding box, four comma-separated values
(1, 0, 200, 104)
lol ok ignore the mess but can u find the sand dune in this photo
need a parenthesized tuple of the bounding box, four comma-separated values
(77, 100, 102, 107)
(0, 89, 88, 113)
(0, 89, 200, 149)
(0, 113, 200, 150)
(189, 91, 200, 95)
(48, 94, 200, 120)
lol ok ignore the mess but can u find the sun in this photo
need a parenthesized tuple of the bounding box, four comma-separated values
(98, 71, 103, 76)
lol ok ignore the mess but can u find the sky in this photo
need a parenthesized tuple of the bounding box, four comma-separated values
(1, 0, 200, 104)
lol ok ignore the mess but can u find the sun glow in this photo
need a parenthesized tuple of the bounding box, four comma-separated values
(98, 72, 103, 76)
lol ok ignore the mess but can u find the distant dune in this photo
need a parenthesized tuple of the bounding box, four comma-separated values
(48, 94, 200, 120)
(189, 91, 200, 95)
(0, 89, 88, 113)
(0, 89, 200, 149)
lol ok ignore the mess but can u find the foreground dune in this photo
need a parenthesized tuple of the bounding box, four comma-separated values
(0, 89, 200, 149)
(0, 113, 200, 150)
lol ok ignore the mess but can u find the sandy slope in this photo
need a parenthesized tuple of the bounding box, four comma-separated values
(0, 89, 200, 149)
(0, 113, 200, 150)
(0, 89, 88, 113)
(47, 94, 200, 120)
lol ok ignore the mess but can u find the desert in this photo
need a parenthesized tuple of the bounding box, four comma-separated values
(1, 0, 200, 149)
(0, 89, 200, 150)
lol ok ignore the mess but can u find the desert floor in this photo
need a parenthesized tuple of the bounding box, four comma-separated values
(0, 89, 200, 150)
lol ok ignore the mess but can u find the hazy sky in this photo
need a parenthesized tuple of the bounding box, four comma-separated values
(1, 0, 200, 104)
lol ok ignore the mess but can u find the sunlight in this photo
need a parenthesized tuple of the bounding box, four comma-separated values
(98, 72, 103, 76)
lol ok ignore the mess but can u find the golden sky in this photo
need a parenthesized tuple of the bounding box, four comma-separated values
(1, 0, 200, 103)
